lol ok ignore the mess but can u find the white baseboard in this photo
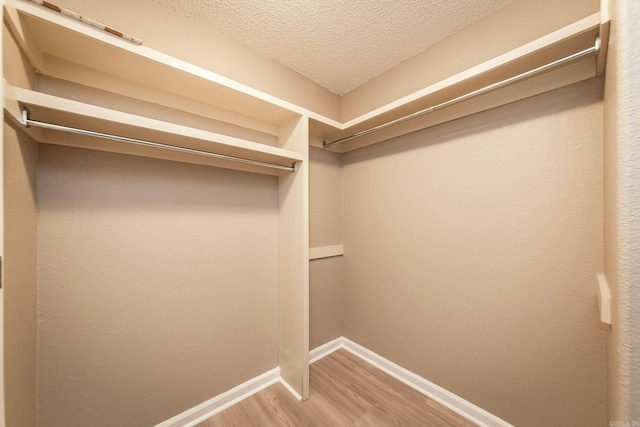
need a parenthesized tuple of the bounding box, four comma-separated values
(309, 337, 343, 364)
(154, 367, 281, 427)
(278, 377, 303, 401)
(310, 337, 513, 427)
(159, 337, 512, 427)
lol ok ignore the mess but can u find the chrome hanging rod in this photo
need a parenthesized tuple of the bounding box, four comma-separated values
(20, 110, 296, 172)
(323, 37, 601, 149)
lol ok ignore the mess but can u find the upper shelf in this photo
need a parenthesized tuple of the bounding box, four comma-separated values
(4, 0, 334, 128)
(3, 82, 303, 175)
(313, 12, 609, 152)
(4, 0, 610, 154)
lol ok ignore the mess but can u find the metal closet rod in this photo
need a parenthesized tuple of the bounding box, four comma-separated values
(20, 110, 296, 172)
(323, 36, 601, 149)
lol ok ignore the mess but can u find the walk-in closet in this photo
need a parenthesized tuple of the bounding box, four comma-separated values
(2, 0, 639, 426)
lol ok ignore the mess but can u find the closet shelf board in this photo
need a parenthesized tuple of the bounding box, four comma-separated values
(4, 83, 303, 175)
(5, 0, 608, 154)
(312, 12, 607, 152)
(4, 0, 339, 128)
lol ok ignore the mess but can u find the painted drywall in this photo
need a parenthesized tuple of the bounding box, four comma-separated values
(46, 0, 340, 120)
(341, 0, 600, 121)
(36, 145, 279, 426)
(309, 147, 343, 349)
(3, 23, 38, 427)
(309, 147, 342, 248)
(341, 78, 606, 426)
(309, 258, 344, 350)
(3, 124, 38, 427)
(603, 0, 640, 421)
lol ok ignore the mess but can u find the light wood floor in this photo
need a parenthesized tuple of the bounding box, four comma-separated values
(197, 349, 476, 426)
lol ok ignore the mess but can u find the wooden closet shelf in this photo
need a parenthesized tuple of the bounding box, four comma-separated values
(4, 83, 303, 175)
(4, 0, 321, 128)
(311, 12, 609, 152)
(4, 0, 610, 154)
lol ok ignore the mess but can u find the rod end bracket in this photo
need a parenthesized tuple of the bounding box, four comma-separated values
(21, 108, 30, 127)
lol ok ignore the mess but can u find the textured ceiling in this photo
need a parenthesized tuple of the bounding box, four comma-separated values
(151, 0, 513, 95)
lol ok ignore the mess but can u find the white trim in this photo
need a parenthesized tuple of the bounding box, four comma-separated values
(600, 0, 611, 24)
(340, 338, 514, 427)
(309, 244, 344, 260)
(278, 378, 303, 401)
(154, 367, 281, 427)
(158, 337, 513, 427)
(309, 337, 343, 364)
(310, 337, 513, 427)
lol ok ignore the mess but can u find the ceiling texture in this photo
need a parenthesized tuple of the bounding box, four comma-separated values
(151, 0, 513, 95)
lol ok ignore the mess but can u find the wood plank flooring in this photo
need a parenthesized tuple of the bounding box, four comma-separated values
(197, 349, 477, 426)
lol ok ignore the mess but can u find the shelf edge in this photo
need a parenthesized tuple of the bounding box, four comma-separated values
(5, 82, 304, 162)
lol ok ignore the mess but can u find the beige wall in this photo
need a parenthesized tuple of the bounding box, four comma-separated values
(341, 78, 606, 426)
(603, 0, 640, 421)
(309, 258, 343, 350)
(3, 1, 620, 424)
(3, 22, 38, 427)
(36, 145, 279, 426)
(3, 124, 38, 427)
(309, 147, 343, 349)
(309, 147, 342, 248)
